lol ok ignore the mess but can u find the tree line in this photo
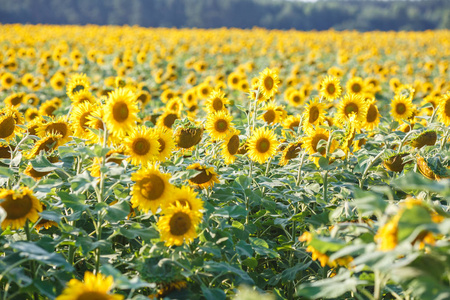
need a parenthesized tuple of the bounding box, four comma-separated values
(0, 0, 448, 31)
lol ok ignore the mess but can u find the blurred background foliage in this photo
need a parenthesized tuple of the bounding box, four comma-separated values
(0, 0, 449, 31)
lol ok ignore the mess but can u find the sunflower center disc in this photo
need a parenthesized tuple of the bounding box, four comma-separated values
(169, 212, 191, 236)
(264, 77, 274, 90)
(46, 122, 67, 137)
(293, 95, 301, 103)
(215, 120, 228, 132)
(113, 101, 129, 122)
(139, 175, 165, 200)
(396, 103, 406, 114)
(163, 113, 178, 128)
(158, 138, 166, 153)
(227, 135, 240, 155)
(0, 116, 15, 138)
(309, 106, 320, 123)
(264, 110, 276, 124)
(351, 83, 361, 93)
(133, 138, 151, 155)
(326, 84, 336, 94)
(1, 195, 32, 219)
(444, 100, 450, 117)
(212, 98, 223, 111)
(366, 105, 378, 122)
(345, 103, 358, 116)
(77, 291, 110, 300)
(190, 168, 213, 184)
(177, 199, 190, 209)
(257, 138, 270, 153)
(72, 84, 85, 94)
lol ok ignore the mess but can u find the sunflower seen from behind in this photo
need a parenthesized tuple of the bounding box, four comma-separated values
(131, 164, 173, 214)
(56, 271, 123, 300)
(0, 187, 42, 230)
(247, 127, 279, 164)
(258, 68, 280, 100)
(320, 76, 342, 101)
(125, 126, 160, 166)
(103, 88, 139, 136)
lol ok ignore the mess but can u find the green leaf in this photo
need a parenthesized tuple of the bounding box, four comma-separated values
(69, 171, 96, 193)
(250, 237, 279, 258)
(57, 191, 88, 210)
(0, 166, 14, 178)
(213, 205, 247, 219)
(30, 154, 63, 172)
(201, 286, 226, 300)
(204, 261, 254, 285)
(236, 175, 252, 189)
(10, 242, 73, 270)
(353, 189, 387, 216)
(242, 257, 258, 268)
(397, 205, 432, 242)
(392, 172, 448, 194)
(280, 261, 311, 282)
(111, 223, 159, 240)
(236, 240, 254, 257)
(308, 237, 346, 254)
(104, 200, 131, 222)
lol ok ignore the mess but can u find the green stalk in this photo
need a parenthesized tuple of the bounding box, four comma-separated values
(24, 220, 38, 300)
(359, 148, 386, 189)
(397, 130, 415, 154)
(323, 170, 329, 203)
(296, 152, 307, 186)
(440, 127, 449, 151)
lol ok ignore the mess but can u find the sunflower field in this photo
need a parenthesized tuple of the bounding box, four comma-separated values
(0, 24, 449, 300)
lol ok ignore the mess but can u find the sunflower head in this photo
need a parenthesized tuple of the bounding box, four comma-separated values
(363, 99, 380, 131)
(383, 152, 410, 173)
(390, 94, 413, 122)
(205, 89, 229, 114)
(320, 76, 342, 101)
(280, 141, 302, 166)
(258, 68, 280, 100)
(337, 93, 368, 126)
(247, 127, 279, 164)
(205, 110, 234, 141)
(221, 129, 240, 164)
(26, 132, 62, 159)
(187, 163, 220, 189)
(66, 73, 90, 100)
(259, 102, 283, 125)
(104, 88, 139, 136)
(125, 126, 160, 166)
(410, 130, 437, 149)
(36, 117, 72, 145)
(346, 77, 365, 95)
(0, 187, 42, 230)
(417, 156, 450, 181)
(438, 92, 450, 126)
(156, 110, 179, 130)
(302, 98, 326, 132)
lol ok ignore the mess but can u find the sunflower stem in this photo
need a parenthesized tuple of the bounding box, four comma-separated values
(359, 148, 386, 189)
(296, 152, 307, 187)
(429, 104, 439, 124)
(7, 133, 29, 189)
(397, 130, 415, 154)
(440, 127, 449, 151)
(323, 170, 329, 203)
(24, 220, 38, 300)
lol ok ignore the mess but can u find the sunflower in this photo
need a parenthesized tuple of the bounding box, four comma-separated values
(259, 102, 283, 125)
(125, 126, 160, 166)
(438, 92, 450, 126)
(174, 126, 204, 149)
(227, 72, 242, 90)
(363, 99, 381, 131)
(56, 271, 124, 300)
(205, 110, 234, 141)
(0, 143, 12, 159)
(279, 140, 302, 166)
(187, 163, 220, 189)
(26, 133, 62, 159)
(346, 77, 365, 95)
(287, 90, 304, 107)
(103, 88, 139, 136)
(136, 90, 151, 106)
(302, 98, 326, 132)
(161, 185, 203, 213)
(389, 78, 401, 92)
(90, 148, 125, 178)
(320, 76, 342, 101)
(258, 68, 280, 100)
(221, 129, 240, 164)
(36, 117, 72, 145)
(50, 72, 66, 91)
(303, 128, 336, 167)
(1, 72, 15, 89)
(410, 130, 437, 149)
(69, 102, 95, 139)
(247, 127, 279, 164)
(149, 126, 175, 162)
(0, 187, 42, 230)
(337, 93, 368, 126)
(165, 97, 183, 114)
(131, 165, 173, 214)
(383, 153, 410, 173)
(0, 108, 21, 142)
(157, 202, 202, 247)
(71, 90, 96, 106)
(182, 89, 197, 108)
(248, 82, 267, 102)
(390, 94, 413, 122)
(24, 93, 40, 106)
(85, 107, 107, 144)
(4, 92, 25, 107)
(39, 98, 61, 117)
(282, 115, 302, 132)
(204, 89, 229, 114)
(66, 73, 90, 100)
(156, 110, 179, 130)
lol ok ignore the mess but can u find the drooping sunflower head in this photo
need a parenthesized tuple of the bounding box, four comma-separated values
(302, 98, 326, 132)
(363, 99, 380, 131)
(104, 88, 139, 136)
(36, 117, 72, 145)
(279, 140, 302, 166)
(56, 271, 124, 300)
(66, 73, 90, 100)
(26, 132, 62, 159)
(438, 92, 450, 126)
(69, 102, 95, 139)
(0, 107, 23, 142)
(258, 68, 280, 100)
(247, 127, 279, 164)
(186, 163, 220, 189)
(157, 202, 202, 247)
(390, 94, 413, 122)
(383, 152, 410, 173)
(417, 156, 450, 181)
(337, 93, 368, 125)
(0, 187, 42, 230)
(320, 76, 342, 101)
(259, 102, 283, 125)
(125, 126, 160, 166)
(410, 130, 437, 149)
(221, 129, 240, 165)
(174, 123, 204, 150)
(205, 89, 229, 114)
(205, 110, 234, 141)
(131, 164, 174, 214)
